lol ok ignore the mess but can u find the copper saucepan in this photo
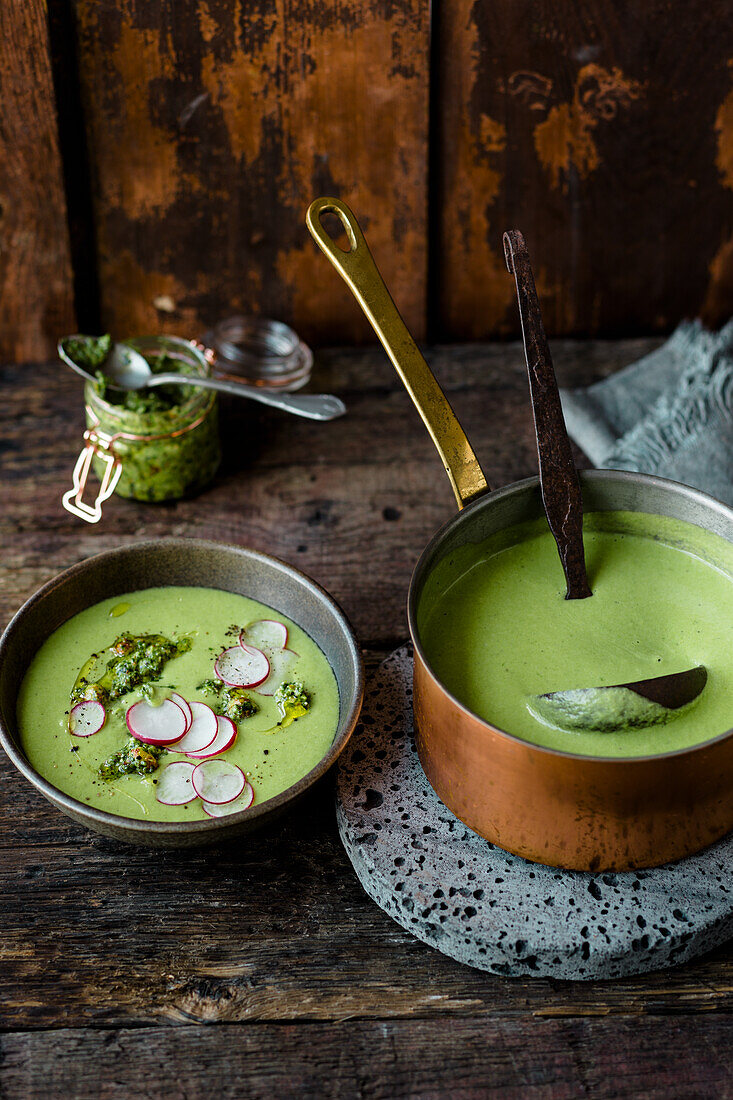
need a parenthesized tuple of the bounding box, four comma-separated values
(307, 197, 733, 871)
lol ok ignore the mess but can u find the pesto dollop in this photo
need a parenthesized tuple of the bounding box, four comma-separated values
(99, 738, 166, 780)
(197, 678, 259, 722)
(272, 681, 311, 729)
(64, 333, 111, 371)
(71, 632, 191, 707)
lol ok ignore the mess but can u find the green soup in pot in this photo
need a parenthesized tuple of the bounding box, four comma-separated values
(417, 511, 733, 758)
(18, 587, 340, 821)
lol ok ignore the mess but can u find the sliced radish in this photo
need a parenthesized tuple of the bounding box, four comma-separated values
(175, 700, 218, 753)
(255, 647, 299, 695)
(185, 714, 237, 759)
(156, 761, 197, 805)
(69, 700, 106, 737)
(240, 619, 288, 652)
(191, 759, 245, 804)
(126, 698, 187, 745)
(170, 692, 192, 732)
(202, 782, 254, 817)
(214, 644, 269, 688)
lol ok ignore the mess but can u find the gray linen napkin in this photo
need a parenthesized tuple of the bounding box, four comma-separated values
(560, 321, 733, 507)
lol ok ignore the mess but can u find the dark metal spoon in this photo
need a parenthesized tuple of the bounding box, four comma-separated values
(504, 230, 591, 600)
(529, 666, 708, 733)
(504, 231, 707, 720)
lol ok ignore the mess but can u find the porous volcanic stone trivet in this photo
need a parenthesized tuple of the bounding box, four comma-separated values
(336, 644, 733, 980)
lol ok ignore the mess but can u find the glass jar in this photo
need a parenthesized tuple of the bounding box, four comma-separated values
(64, 337, 221, 522)
(201, 316, 313, 391)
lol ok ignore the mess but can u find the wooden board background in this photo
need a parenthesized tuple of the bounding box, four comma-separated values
(72, 0, 430, 346)
(436, 0, 733, 339)
(3, 0, 733, 359)
(0, 2, 75, 363)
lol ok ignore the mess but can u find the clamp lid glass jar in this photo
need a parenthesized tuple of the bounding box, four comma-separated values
(202, 316, 313, 391)
(64, 337, 221, 522)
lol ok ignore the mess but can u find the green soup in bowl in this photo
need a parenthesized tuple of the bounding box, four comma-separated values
(0, 540, 363, 847)
(18, 586, 341, 822)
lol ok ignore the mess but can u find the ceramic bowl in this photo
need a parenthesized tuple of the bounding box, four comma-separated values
(0, 539, 363, 847)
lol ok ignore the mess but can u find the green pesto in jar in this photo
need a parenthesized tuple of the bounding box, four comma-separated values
(84, 336, 221, 503)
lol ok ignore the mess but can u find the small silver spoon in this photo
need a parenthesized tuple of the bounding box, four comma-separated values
(58, 337, 346, 422)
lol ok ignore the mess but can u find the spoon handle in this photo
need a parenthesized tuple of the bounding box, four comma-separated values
(306, 196, 489, 509)
(503, 230, 591, 600)
(147, 373, 346, 421)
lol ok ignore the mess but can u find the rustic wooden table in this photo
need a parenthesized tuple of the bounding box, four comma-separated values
(1, 340, 731, 1099)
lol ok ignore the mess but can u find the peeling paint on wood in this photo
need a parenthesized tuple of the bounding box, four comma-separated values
(437, 0, 733, 339)
(4, 1, 733, 360)
(714, 70, 733, 190)
(436, 0, 515, 340)
(73, 0, 429, 345)
(703, 65, 733, 327)
(533, 64, 642, 193)
(0, 2, 75, 362)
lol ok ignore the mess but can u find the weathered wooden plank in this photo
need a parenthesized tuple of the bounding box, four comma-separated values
(0, 2, 75, 361)
(0, 772, 730, 1029)
(314, 337, 662, 393)
(2, 1017, 732, 1098)
(436, 0, 733, 339)
(72, 0, 429, 345)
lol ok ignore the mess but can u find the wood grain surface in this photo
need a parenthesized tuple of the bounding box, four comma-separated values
(71, 0, 429, 345)
(436, 0, 733, 339)
(1, 1017, 732, 1099)
(6, 3, 733, 359)
(1, 339, 731, 1097)
(0, 1, 75, 362)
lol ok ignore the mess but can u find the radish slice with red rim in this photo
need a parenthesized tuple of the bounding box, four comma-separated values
(191, 759, 245, 804)
(202, 782, 254, 817)
(185, 714, 237, 759)
(175, 701, 218, 753)
(255, 647, 299, 695)
(156, 761, 197, 805)
(239, 619, 288, 652)
(69, 700, 106, 737)
(214, 645, 269, 688)
(170, 692, 192, 732)
(126, 698, 187, 745)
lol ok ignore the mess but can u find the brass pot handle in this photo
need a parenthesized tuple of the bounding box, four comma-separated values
(306, 197, 489, 509)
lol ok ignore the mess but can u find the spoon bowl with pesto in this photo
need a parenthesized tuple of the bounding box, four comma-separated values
(0, 540, 363, 847)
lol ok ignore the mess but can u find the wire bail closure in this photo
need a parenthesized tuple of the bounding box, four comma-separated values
(62, 428, 123, 524)
(62, 386, 212, 524)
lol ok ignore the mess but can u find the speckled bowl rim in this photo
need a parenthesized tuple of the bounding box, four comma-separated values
(0, 538, 364, 838)
(408, 468, 733, 765)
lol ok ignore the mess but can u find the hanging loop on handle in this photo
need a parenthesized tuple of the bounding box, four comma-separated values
(306, 197, 489, 510)
(62, 430, 122, 524)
